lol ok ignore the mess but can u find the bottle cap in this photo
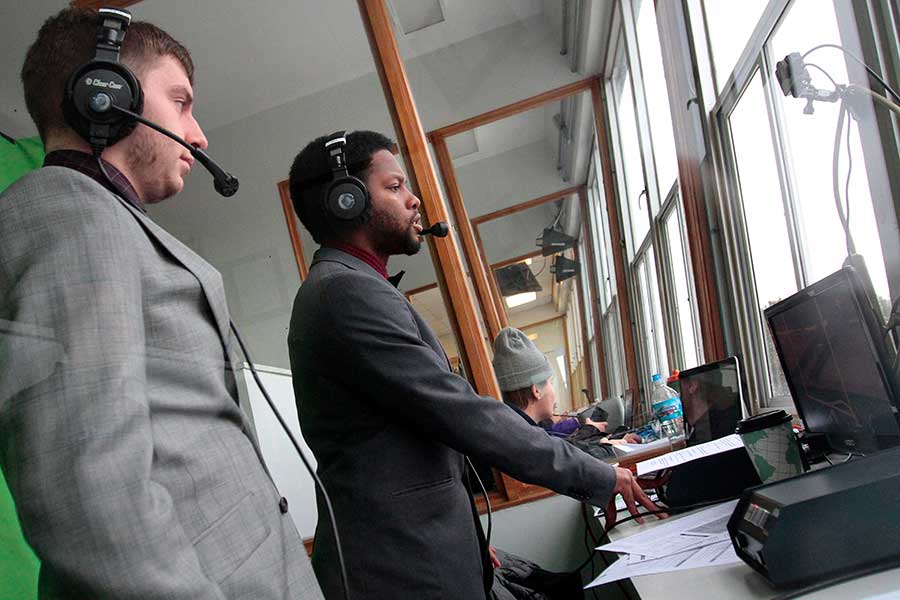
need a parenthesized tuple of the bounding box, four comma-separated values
(651, 373, 661, 382)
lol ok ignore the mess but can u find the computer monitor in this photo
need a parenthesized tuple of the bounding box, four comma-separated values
(679, 356, 746, 446)
(765, 265, 900, 454)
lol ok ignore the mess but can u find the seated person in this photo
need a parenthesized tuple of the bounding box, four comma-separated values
(542, 412, 607, 436)
(492, 328, 640, 458)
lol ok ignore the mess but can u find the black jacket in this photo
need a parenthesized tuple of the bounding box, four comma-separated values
(288, 248, 616, 599)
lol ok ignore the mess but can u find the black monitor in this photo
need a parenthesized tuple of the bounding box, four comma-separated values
(679, 356, 746, 446)
(765, 265, 900, 454)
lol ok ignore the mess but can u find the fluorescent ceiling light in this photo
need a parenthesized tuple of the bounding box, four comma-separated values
(505, 291, 537, 308)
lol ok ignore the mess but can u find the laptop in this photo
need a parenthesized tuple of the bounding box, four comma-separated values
(678, 356, 748, 446)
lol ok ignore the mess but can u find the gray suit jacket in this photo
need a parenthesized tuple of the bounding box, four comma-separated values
(0, 167, 323, 599)
(288, 247, 616, 600)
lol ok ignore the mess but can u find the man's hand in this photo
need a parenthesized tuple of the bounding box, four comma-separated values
(604, 467, 667, 531)
(605, 433, 642, 445)
(489, 546, 501, 569)
(583, 418, 607, 432)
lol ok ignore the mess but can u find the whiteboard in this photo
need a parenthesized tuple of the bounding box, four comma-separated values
(235, 366, 319, 539)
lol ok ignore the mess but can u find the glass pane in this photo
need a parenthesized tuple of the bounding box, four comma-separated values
(664, 205, 701, 370)
(769, 0, 890, 309)
(586, 171, 609, 308)
(578, 238, 595, 338)
(634, 0, 679, 194)
(703, 0, 769, 92)
(729, 70, 796, 399)
(611, 49, 651, 253)
(730, 72, 798, 309)
(603, 307, 626, 399)
(635, 254, 658, 383)
(646, 246, 669, 378)
(479, 195, 589, 412)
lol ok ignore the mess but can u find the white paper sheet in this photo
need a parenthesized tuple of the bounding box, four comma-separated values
(597, 500, 738, 558)
(635, 434, 744, 475)
(586, 540, 741, 588)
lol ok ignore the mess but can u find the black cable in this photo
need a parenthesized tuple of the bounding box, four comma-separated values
(464, 455, 493, 587)
(94, 154, 116, 190)
(229, 322, 351, 600)
(803, 43, 900, 103)
(1, 130, 15, 145)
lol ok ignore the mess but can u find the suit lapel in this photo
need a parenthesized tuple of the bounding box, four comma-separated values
(117, 197, 233, 356)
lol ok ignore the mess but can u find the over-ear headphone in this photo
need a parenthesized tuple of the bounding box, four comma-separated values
(63, 7, 143, 154)
(323, 131, 370, 221)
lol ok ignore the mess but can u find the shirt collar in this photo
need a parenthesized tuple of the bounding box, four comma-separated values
(44, 150, 145, 213)
(505, 401, 538, 426)
(325, 241, 389, 280)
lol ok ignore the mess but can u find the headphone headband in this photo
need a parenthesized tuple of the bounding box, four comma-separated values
(94, 8, 131, 62)
(63, 7, 143, 153)
(322, 130, 370, 222)
(325, 131, 350, 177)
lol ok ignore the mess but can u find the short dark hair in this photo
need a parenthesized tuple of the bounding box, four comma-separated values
(501, 379, 550, 409)
(21, 8, 195, 143)
(289, 130, 395, 244)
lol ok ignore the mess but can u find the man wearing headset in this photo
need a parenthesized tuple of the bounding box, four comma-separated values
(0, 8, 322, 599)
(287, 130, 663, 599)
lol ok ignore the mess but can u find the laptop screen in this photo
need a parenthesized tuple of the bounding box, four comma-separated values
(679, 357, 745, 446)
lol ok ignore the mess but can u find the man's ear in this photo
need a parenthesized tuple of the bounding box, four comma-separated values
(531, 384, 541, 402)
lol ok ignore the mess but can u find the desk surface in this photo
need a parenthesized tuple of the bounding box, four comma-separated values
(606, 508, 900, 599)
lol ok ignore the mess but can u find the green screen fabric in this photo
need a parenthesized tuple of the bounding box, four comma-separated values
(0, 136, 43, 598)
(1, 136, 44, 194)
(0, 467, 39, 599)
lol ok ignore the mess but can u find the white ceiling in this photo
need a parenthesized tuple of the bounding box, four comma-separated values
(0, 0, 545, 139)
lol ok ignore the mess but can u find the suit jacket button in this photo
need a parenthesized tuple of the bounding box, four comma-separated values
(279, 496, 289, 514)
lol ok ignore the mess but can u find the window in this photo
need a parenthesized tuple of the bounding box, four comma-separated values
(602, 0, 702, 405)
(610, 44, 651, 255)
(703, 0, 769, 92)
(662, 199, 701, 370)
(711, 0, 900, 409)
(634, 0, 678, 196)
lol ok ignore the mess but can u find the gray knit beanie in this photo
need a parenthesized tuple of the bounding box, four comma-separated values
(492, 327, 554, 392)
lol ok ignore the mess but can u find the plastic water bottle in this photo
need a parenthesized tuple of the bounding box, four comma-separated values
(651, 373, 684, 439)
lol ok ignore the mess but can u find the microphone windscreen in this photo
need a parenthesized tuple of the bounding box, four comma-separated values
(427, 221, 450, 238)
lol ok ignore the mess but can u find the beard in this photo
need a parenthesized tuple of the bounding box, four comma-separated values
(368, 205, 422, 257)
(125, 126, 180, 203)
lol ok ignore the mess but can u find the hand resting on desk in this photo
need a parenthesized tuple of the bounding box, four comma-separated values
(605, 467, 668, 531)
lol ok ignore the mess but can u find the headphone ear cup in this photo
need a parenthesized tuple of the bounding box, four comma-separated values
(64, 60, 144, 148)
(325, 176, 370, 221)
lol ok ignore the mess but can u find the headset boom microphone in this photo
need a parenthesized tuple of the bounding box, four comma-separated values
(420, 221, 449, 237)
